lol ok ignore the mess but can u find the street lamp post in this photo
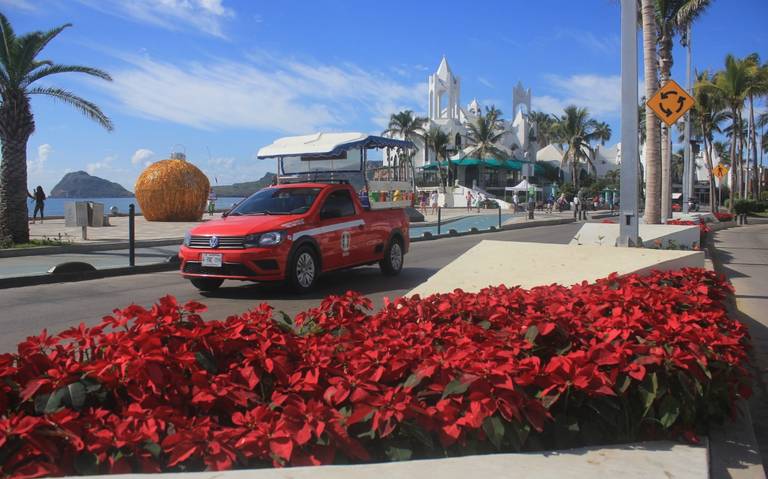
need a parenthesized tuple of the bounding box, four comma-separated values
(618, 0, 640, 246)
(682, 26, 693, 214)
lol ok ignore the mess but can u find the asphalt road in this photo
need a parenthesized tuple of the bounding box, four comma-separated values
(0, 222, 581, 353)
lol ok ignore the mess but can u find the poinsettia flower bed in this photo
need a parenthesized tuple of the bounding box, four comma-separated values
(714, 212, 734, 222)
(0, 269, 750, 478)
(667, 218, 711, 245)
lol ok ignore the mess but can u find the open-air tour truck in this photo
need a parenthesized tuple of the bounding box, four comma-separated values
(178, 132, 415, 292)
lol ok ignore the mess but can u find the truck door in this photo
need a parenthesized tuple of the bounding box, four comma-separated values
(316, 189, 365, 269)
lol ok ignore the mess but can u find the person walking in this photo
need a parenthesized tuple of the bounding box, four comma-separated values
(419, 191, 428, 214)
(573, 193, 580, 220)
(512, 193, 519, 213)
(207, 188, 217, 216)
(465, 190, 473, 213)
(27, 185, 46, 224)
(430, 190, 439, 215)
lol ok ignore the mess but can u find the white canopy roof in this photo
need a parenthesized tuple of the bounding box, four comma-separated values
(505, 179, 542, 192)
(256, 132, 413, 159)
(257, 132, 367, 158)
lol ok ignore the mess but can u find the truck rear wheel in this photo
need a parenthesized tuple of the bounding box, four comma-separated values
(190, 277, 224, 292)
(289, 246, 318, 292)
(380, 237, 404, 276)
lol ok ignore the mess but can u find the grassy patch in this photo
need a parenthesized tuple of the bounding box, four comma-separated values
(1, 236, 74, 249)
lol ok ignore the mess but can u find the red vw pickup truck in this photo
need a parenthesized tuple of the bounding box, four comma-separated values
(179, 183, 409, 292)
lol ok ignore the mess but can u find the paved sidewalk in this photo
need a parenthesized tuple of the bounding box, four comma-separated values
(27, 216, 206, 244)
(711, 218, 768, 476)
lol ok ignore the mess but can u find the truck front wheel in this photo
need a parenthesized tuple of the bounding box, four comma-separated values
(289, 246, 319, 292)
(380, 238, 404, 276)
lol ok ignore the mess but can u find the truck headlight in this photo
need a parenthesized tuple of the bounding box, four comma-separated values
(258, 231, 283, 247)
(183, 231, 191, 246)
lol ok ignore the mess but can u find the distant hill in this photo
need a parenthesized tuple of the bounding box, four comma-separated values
(212, 173, 276, 197)
(50, 171, 133, 198)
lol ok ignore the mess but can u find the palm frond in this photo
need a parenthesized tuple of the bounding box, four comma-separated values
(29, 86, 113, 131)
(24, 64, 112, 87)
(0, 12, 16, 80)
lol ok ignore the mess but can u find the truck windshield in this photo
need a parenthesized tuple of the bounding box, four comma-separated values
(228, 187, 322, 215)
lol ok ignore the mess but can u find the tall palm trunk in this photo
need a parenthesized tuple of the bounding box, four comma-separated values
(642, 0, 661, 224)
(659, 29, 673, 220)
(0, 93, 35, 243)
(703, 136, 716, 211)
(749, 94, 758, 197)
(728, 109, 738, 212)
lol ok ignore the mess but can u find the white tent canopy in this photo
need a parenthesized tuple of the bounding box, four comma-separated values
(505, 179, 542, 192)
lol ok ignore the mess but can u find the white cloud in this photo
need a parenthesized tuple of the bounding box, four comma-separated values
(532, 74, 621, 118)
(78, 0, 235, 38)
(0, 0, 36, 11)
(130, 148, 154, 166)
(87, 155, 116, 175)
(99, 53, 425, 133)
(477, 77, 494, 89)
(27, 143, 52, 175)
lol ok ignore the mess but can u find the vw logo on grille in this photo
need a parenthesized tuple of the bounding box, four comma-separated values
(209, 236, 220, 248)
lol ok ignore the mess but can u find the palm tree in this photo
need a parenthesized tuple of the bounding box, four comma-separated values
(655, 0, 712, 219)
(701, 55, 753, 211)
(529, 110, 556, 147)
(551, 105, 611, 190)
(641, 0, 662, 224)
(692, 70, 727, 211)
(382, 110, 426, 184)
(0, 15, 113, 244)
(464, 110, 507, 189)
(744, 54, 768, 196)
(424, 125, 450, 191)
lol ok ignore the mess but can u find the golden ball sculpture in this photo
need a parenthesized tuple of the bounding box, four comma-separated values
(134, 153, 210, 221)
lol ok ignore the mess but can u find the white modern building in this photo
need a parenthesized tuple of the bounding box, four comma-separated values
(388, 57, 540, 198)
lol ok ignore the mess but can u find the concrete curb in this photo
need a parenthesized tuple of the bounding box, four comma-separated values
(410, 217, 575, 242)
(0, 238, 182, 258)
(0, 261, 179, 289)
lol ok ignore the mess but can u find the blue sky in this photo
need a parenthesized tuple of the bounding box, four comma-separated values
(3, 0, 767, 192)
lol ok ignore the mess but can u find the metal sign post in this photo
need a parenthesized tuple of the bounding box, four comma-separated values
(618, 0, 640, 246)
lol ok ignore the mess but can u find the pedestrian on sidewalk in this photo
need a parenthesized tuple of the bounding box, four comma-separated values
(27, 186, 46, 224)
(465, 190, 473, 213)
(207, 188, 217, 216)
(512, 193, 519, 213)
(430, 190, 439, 215)
(572, 193, 580, 220)
(419, 191, 428, 215)
(476, 192, 484, 213)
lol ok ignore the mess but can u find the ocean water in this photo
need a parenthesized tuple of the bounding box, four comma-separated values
(27, 197, 246, 217)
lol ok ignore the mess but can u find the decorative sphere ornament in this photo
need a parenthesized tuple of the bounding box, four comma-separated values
(134, 153, 209, 221)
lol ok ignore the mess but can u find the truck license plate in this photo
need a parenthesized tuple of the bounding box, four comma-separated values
(201, 253, 222, 267)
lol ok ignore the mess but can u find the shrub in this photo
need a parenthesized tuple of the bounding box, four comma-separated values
(0, 269, 750, 477)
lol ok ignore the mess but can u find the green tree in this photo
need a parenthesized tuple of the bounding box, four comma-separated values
(551, 105, 611, 190)
(692, 70, 727, 211)
(464, 108, 507, 188)
(424, 125, 450, 191)
(701, 54, 754, 210)
(655, 0, 712, 219)
(0, 14, 113, 244)
(382, 110, 427, 185)
(744, 54, 768, 196)
(529, 111, 556, 147)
